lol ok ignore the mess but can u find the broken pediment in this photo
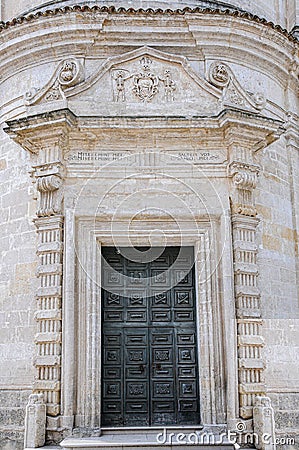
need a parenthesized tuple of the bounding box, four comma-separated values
(24, 48, 266, 117)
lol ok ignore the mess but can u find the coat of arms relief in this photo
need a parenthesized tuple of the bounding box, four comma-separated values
(111, 56, 176, 103)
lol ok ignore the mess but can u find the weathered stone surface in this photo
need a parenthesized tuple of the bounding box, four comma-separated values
(0, 389, 31, 450)
(24, 393, 46, 448)
(0, 1, 298, 449)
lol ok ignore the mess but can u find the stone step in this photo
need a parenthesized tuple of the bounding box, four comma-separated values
(101, 426, 205, 435)
(59, 433, 236, 450)
(26, 447, 60, 450)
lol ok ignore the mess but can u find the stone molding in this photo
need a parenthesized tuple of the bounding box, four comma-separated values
(0, 5, 297, 113)
(4, 108, 284, 155)
(3, 87, 284, 443)
(228, 140, 265, 422)
(17, 126, 67, 441)
(28, 147, 66, 438)
(74, 217, 227, 429)
(0, 4, 298, 46)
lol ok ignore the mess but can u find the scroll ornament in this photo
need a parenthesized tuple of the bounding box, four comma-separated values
(25, 57, 84, 105)
(209, 61, 266, 111)
(230, 161, 260, 217)
(36, 174, 63, 216)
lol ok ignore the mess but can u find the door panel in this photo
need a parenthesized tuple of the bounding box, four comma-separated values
(101, 246, 200, 426)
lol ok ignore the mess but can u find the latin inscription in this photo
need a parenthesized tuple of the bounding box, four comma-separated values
(67, 151, 124, 162)
(174, 152, 221, 162)
(67, 149, 226, 165)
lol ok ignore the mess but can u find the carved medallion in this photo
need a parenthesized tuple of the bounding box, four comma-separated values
(209, 63, 230, 87)
(58, 60, 79, 85)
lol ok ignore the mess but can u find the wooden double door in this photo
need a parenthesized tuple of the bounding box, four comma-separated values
(101, 246, 200, 426)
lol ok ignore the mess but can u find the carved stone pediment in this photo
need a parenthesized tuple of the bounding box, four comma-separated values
(65, 47, 221, 116)
(24, 47, 266, 118)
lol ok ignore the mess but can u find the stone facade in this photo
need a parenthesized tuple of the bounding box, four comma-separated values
(0, 1, 298, 449)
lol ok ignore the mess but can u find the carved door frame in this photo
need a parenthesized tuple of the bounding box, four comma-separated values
(60, 214, 237, 433)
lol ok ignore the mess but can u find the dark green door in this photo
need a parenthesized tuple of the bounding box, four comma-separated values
(101, 246, 200, 426)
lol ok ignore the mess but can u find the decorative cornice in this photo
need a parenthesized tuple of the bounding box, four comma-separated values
(0, 4, 298, 45)
(14, 0, 254, 17)
(4, 107, 284, 132)
(5, 108, 77, 128)
(3, 108, 284, 163)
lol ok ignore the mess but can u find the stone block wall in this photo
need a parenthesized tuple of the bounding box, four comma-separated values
(256, 136, 299, 447)
(0, 389, 31, 450)
(272, 391, 299, 449)
(0, 131, 37, 448)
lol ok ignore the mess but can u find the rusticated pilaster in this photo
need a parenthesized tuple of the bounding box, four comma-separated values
(232, 215, 265, 419)
(32, 162, 64, 419)
(229, 160, 265, 420)
(34, 215, 63, 416)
